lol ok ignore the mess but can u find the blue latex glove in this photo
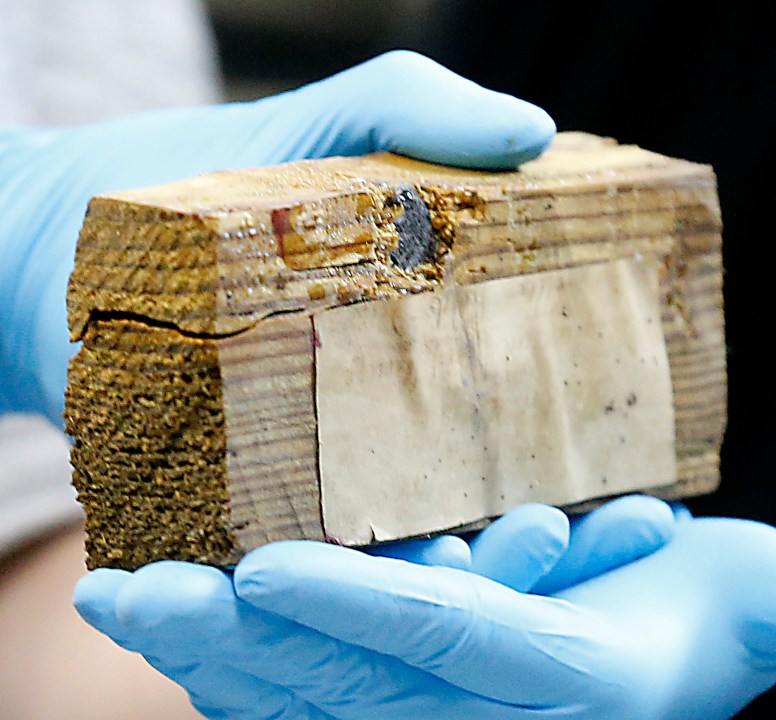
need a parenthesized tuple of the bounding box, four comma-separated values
(72, 495, 708, 719)
(0, 50, 555, 423)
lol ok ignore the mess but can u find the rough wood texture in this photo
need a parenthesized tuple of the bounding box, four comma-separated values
(65, 133, 726, 569)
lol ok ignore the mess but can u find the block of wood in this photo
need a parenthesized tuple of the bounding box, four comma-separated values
(64, 132, 726, 570)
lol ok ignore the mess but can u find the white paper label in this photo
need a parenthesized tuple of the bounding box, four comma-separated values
(314, 257, 676, 545)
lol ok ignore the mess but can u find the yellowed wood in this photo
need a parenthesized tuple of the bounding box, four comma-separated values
(65, 133, 725, 568)
(65, 319, 234, 569)
(219, 314, 323, 549)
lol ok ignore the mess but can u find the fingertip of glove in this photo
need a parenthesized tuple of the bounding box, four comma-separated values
(585, 495, 676, 545)
(72, 568, 130, 625)
(389, 100, 555, 171)
(113, 561, 233, 630)
(473, 503, 570, 552)
(343, 49, 556, 170)
(669, 502, 693, 523)
(469, 503, 570, 591)
(531, 497, 678, 595)
(361, 49, 441, 76)
(740, 619, 776, 670)
(366, 534, 472, 570)
(497, 101, 556, 166)
(572, 495, 677, 565)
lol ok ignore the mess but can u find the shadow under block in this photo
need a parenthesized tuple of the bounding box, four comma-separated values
(64, 133, 726, 569)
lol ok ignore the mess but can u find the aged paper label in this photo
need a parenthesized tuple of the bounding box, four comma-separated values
(314, 257, 676, 545)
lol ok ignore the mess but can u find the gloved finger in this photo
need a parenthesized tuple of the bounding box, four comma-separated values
(75, 570, 292, 720)
(739, 619, 776, 673)
(365, 534, 471, 569)
(234, 541, 619, 707)
(72, 568, 142, 651)
(468, 503, 569, 591)
(109, 559, 516, 719)
(531, 495, 676, 595)
(114, 561, 235, 634)
(670, 501, 693, 522)
(268, 50, 556, 169)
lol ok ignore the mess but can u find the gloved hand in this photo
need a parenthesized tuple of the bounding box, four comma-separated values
(70, 495, 729, 720)
(231, 511, 776, 720)
(0, 50, 555, 423)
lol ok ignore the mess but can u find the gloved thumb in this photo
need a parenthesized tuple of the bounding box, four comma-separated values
(469, 503, 570, 591)
(201, 50, 555, 170)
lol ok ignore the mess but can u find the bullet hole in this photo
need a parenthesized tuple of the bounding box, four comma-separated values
(386, 186, 436, 270)
(626, 393, 638, 407)
(605, 401, 615, 414)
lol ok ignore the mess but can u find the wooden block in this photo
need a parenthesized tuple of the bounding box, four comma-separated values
(64, 132, 726, 569)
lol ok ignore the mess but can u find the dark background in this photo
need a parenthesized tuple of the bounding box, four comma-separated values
(207, 1, 775, 715)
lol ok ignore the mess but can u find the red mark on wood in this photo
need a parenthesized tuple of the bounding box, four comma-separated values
(310, 327, 322, 348)
(271, 207, 291, 258)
